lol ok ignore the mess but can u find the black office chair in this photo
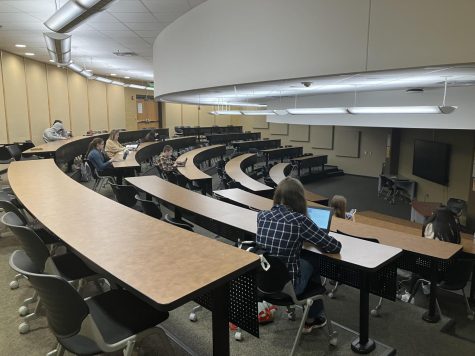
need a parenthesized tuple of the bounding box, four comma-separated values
(2, 212, 100, 334)
(109, 183, 138, 208)
(163, 214, 193, 231)
(85, 160, 114, 192)
(135, 194, 162, 219)
(9, 251, 169, 356)
(256, 254, 337, 355)
(6, 144, 23, 161)
(264, 176, 277, 188)
(0, 145, 13, 164)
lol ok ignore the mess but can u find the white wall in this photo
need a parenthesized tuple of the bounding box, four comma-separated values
(154, 0, 475, 97)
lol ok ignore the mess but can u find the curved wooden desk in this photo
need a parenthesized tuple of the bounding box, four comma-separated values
(134, 136, 197, 164)
(269, 163, 328, 204)
(232, 139, 281, 152)
(225, 153, 273, 196)
(177, 144, 226, 195)
(8, 159, 258, 355)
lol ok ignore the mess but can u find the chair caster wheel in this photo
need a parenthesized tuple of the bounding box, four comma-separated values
(234, 332, 243, 341)
(10, 280, 19, 289)
(18, 306, 29, 316)
(287, 312, 296, 321)
(370, 309, 379, 317)
(468, 313, 474, 321)
(328, 292, 334, 299)
(189, 313, 197, 322)
(329, 332, 338, 346)
(19, 322, 30, 334)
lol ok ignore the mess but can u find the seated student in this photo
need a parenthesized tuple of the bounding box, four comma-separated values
(330, 195, 355, 221)
(87, 138, 129, 184)
(43, 120, 71, 142)
(141, 130, 156, 143)
(153, 145, 187, 187)
(256, 177, 341, 332)
(105, 129, 126, 159)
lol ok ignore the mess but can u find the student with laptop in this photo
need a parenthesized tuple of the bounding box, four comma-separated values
(154, 145, 188, 187)
(256, 177, 341, 333)
(105, 129, 127, 159)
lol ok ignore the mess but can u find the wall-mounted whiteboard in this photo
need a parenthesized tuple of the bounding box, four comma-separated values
(289, 125, 310, 142)
(311, 125, 333, 149)
(269, 122, 288, 135)
(335, 129, 360, 158)
(252, 116, 269, 129)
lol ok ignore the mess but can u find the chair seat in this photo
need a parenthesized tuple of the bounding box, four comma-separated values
(52, 253, 97, 281)
(438, 281, 466, 291)
(59, 290, 169, 354)
(259, 279, 326, 306)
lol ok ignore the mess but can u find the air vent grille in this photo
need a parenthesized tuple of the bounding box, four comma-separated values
(113, 51, 137, 57)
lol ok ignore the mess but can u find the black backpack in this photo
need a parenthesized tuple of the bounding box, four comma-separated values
(422, 206, 461, 244)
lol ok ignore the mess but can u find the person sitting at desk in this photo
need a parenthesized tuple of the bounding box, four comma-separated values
(154, 145, 187, 187)
(87, 138, 128, 184)
(141, 130, 156, 143)
(330, 195, 355, 221)
(43, 120, 71, 142)
(256, 177, 341, 333)
(105, 129, 126, 159)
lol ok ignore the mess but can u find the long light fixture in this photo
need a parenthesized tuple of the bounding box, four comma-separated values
(210, 110, 242, 115)
(127, 84, 147, 89)
(347, 106, 457, 114)
(67, 62, 95, 78)
(95, 76, 112, 84)
(44, 32, 71, 64)
(241, 110, 276, 116)
(287, 107, 348, 114)
(44, 0, 117, 33)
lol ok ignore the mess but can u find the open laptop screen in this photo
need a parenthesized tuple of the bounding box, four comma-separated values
(307, 206, 333, 233)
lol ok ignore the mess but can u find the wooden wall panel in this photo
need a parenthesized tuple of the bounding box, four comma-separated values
(289, 124, 310, 142)
(164, 103, 182, 134)
(252, 116, 268, 129)
(335, 128, 360, 157)
(87, 80, 108, 131)
(47, 65, 70, 130)
(107, 84, 126, 130)
(0, 53, 8, 143)
(24, 59, 50, 145)
(182, 104, 198, 126)
(67, 71, 90, 136)
(311, 125, 333, 149)
(269, 122, 289, 135)
(198, 105, 215, 127)
(1, 52, 30, 142)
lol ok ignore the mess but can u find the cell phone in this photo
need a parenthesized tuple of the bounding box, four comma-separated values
(123, 150, 129, 160)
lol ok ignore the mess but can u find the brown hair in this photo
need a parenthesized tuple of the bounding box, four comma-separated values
(109, 129, 120, 140)
(163, 145, 173, 153)
(273, 177, 307, 215)
(87, 138, 104, 156)
(330, 195, 347, 219)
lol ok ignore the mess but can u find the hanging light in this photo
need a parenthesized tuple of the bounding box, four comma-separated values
(44, 32, 71, 65)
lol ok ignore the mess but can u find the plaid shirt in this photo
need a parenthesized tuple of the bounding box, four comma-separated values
(154, 153, 176, 172)
(256, 205, 342, 285)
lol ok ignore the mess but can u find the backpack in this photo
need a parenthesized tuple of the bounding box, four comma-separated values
(80, 161, 92, 182)
(422, 206, 461, 244)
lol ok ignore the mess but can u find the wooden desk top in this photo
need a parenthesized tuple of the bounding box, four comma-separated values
(225, 153, 273, 193)
(112, 150, 140, 168)
(304, 232, 402, 271)
(268, 163, 328, 203)
(214, 189, 273, 211)
(126, 175, 258, 235)
(23, 136, 89, 155)
(291, 154, 327, 162)
(411, 201, 441, 217)
(177, 145, 225, 181)
(359, 211, 422, 228)
(9, 160, 259, 309)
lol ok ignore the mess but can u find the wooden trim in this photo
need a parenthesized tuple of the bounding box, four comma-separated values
(0, 51, 10, 143)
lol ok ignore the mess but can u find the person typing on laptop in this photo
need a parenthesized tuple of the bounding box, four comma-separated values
(154, 145, 187, 187)
(256, 177, 341, 333)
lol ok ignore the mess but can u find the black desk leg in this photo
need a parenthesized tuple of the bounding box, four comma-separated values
(351, 273, 375, 354)
(212, 283, 230, 356)
(423, 264, 441, 323)
(470, 263, 475, 303)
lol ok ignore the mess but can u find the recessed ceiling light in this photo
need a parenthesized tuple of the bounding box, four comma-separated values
(25, 52, 35, 56)
(110, 73, 116, 76)
(49, 59, 55, 62)
(15, 44, 26, 48)
(85, 69, 92, 72)
(124, 76, 130, 79)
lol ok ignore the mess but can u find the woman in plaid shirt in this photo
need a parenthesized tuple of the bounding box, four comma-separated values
(256, 177, 341, 332)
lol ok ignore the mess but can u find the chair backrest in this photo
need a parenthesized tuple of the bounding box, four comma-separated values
(446, 198, 467, 217)
(84, 160, 99, 180)
(0, 199, 29, 226)
(9, 252, 89, 338)
(1, 212, 50, 271)
(255, 255, 292, 294)
(443, 259, 473, 287)
(164, 215, 193, 231)
(336, 230, 379, 244)
(6, 144, 22, 161)
(135, 194, 162, 219)
(110, 183, 137, 207)
(0, 145, 12, 161)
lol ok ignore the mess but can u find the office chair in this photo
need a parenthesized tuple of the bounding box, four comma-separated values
(6, 144, 23, 161)
(0, 145, 13, 164)
(9, 252, 169, 356)
(135, 194, 162, 219)
(408, 259, 474, 320)
(109, 183, 138, 208)
(256, 254, 337, 355)
(2, 212, 101, 334)
(85, 160, 114, 192)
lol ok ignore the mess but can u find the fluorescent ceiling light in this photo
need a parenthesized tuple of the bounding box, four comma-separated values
(44, 32, 71, 65)
(288, 107, 349, 114)
(44, 0, 117, 33)
(80, 70, 94, 78)
(110, 73, 116, 76)
(24, 53, 35, 56)
(273, 110, 289, 115)
(15, 44, 26, 48)
(128, 84, 146, 89)
(146, 87, 154, 91)
(347, 106, 457, 114)
(95, 76, 112, 84)
(112, 81, 125, 86)
(241, 110, 276, 116)
(209, 110, 242, 115)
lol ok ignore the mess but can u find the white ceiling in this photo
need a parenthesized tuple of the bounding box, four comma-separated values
(0, 0, 206, 81)
(159, 64, 475, 106)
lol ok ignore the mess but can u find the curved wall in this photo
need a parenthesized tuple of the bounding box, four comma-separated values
(154, 0, 475, 97)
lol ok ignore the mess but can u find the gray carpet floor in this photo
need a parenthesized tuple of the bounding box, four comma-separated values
(1, 168, 475, 355)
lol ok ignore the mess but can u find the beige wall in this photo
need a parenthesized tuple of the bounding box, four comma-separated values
(0, 50, 128, 145)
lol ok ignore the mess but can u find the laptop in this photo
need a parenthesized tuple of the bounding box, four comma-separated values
(307, 206, 333, 233)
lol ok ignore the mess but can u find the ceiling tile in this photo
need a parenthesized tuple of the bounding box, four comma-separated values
(88, 12, 121, 23)
(125, 22, 165, 31)
(112, 12, 158, 23)
(135, 29, 163, 38)
(107, 0, 150, 13)
(142, 0, 191, 13)
(153, 12, 184, 22)
(89, 22, 130, 31)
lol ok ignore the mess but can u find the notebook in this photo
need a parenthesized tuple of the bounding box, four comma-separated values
(307, 206, 333, 233)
